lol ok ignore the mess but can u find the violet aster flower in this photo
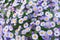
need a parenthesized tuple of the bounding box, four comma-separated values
(53, 17, 59, 22)
(45, 21, 51, 28)
(44, 16, 50, 21)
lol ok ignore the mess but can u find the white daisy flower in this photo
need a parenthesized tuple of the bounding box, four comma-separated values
(32, 34, 38, 40)
(40, 22, 46, 26)
(9, 32, 14, 38)
(19, 18, 24, 24)
(35, 20, 40, 25)
(47, 30, 53, 36)
(23, 22, 29, 28)
(39, 30, 46, 36)
(36, 26, 41, 31)
(15, 35, 21, 40)
(23, 16, 28, 21)
(21, 35, 25, 40)
(54, 31, 60, 37)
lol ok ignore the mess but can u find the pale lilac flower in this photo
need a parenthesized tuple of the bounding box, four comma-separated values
(39, 30, 46, 36)
(53, 17, 59, 22)
(40, 22, 46, 26)
(38, 6, 43, 12)
(35, 26, 41, 31)
(19, 18, 24, 24)
(21, 35, 26, 40)
(50, 21, 56, 28)
(32, 34, 38, 40)
(21, 30, 27, 34)
(15, 35, 21, 40)
(47, 30, 53, 36)
(44, 16, 50, 21)
(54, 31, 60, 37)
(35, 20, 40, 25)
(23, 22, 29, 28)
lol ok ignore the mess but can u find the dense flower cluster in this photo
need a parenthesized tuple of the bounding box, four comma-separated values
(0, 0, 60, 40)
